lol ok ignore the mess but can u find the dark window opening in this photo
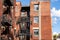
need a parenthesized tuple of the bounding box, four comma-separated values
(34, 29, 39, 37)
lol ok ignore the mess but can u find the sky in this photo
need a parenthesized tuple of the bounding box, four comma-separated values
(16, 0, 60, 34)
(51, 0, 60, 34)
(16, 0, 30, 6)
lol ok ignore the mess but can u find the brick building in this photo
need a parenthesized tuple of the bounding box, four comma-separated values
(0, 0, 52, 40)
(0, 0, 16, 40)
(30, 0, 52, 40)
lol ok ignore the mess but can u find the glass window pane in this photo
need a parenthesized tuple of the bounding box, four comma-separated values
(21, 12, 27, 17)
(34, 4, 39, 11)
(34, 16, 39, 23)
(34, 29, 39, 36)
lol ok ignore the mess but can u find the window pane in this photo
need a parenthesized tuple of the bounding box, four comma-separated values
(34, 29, 39, 36)
(34, 16, 39, 23)
(21, 12, 27, 17)
(34, 4, 39, 11)
(21, 12, 25, 17)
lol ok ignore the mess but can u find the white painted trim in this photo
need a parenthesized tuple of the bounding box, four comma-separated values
(33, 27, 39, 29)
(39, 2, 41, 40)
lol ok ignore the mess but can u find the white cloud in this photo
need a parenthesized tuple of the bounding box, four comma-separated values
(52, 17, 57, 24)
(53, 32, 58, 35)
(53, 32, 60, 35)
(51, 7, 60, 24)
(51, 7, 60, 17)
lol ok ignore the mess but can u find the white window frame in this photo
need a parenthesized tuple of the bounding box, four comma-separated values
(34, 16, 39, 23)
(33, 27, 39, 37)
(21, 12, 27, 17)
(34, 4, 39, 11)
(21, 12, 25, 17)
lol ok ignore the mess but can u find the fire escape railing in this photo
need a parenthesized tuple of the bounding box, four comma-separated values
(1, 15, 12, 26)
(17, 17, 30, 32)
(17, 17, 30, 24)
(1, 0, 13, 26)
(16, 17, 32, 39)
(0, 0, 14, 40)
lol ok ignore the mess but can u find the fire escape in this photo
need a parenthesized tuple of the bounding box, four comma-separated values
(17, 7, 30, 40)
(1, 0, 13, 40)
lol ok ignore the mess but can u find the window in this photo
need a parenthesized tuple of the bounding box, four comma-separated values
(34, 16, 39, 23)
(34, 4, 39, 11)
(21, 12, 25, 17)
(34, 29, 39, 36)
(21, 12, 27, 17)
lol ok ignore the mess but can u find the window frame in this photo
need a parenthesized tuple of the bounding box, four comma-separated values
(34, 4, 39, 11)
(21, 12, 27, 17)
(34, 16, 39, 23)
(33, 28, 39, 37)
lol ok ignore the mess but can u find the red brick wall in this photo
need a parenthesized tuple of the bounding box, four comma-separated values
(0, 0, 3, 16)
(30, 1, 39, 40)
(30, 1, 52, 40)
(41, 2, 52, 40)
(41, 16, 52, 40)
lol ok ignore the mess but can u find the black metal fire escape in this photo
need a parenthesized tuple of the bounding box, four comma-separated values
(17, 17, 30, 40)
(2, 0, 13, 26)
(1, 0, 13, 40)
(17, 7, 30, 40)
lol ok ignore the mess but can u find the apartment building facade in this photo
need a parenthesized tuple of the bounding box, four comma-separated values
(0, 0, 52, 40)
(30, 0, 52, 40)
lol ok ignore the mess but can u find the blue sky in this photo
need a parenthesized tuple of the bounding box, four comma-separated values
(51, 0, 60, 34)
(16, 0, 30, 6)
(16, 0, 60, 33)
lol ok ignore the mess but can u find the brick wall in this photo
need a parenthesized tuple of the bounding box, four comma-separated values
(30, 1, 52, 40)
